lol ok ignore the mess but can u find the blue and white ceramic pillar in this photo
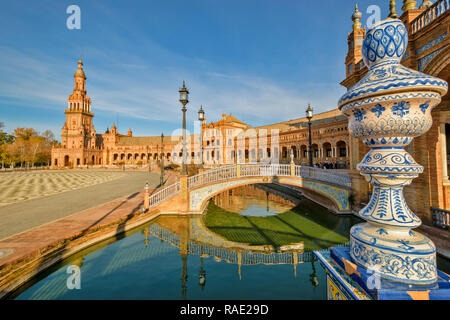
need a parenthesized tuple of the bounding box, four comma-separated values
(338, 18, 448, 284)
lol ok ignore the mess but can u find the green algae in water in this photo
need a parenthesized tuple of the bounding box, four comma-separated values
(203, 199, 356, 251)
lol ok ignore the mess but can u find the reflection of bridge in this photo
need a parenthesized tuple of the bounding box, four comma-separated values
(147, 223, 316, 266)
(145, 164, 352, 214)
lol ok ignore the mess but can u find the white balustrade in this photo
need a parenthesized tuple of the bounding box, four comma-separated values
(148, 182, 181, 207)
(188, 165, 237, 188)
(411, 0, 449, 35)
(296, 165, 351, 188)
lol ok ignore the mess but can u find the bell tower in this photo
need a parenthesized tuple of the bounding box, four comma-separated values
(344, 5, 366, 80)
(61, 57, 95, 149)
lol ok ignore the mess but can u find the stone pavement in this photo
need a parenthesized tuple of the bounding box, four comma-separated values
(0, 169, 178, 296)
(0, 170, 162, 240)
(0, 170, 127, 207)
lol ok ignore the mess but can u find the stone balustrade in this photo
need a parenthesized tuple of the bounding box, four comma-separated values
(411, 0, 449, 35)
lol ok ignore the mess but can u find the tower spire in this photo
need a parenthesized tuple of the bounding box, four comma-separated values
(389, 0, 398, 18)
(352, 4, 362, 31)
(74, 56, 86, 90)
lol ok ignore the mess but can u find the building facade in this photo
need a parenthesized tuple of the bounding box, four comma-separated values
(52, 0, 449, 222)
(52, 61, 351, 170)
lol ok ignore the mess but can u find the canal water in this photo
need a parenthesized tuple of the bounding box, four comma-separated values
(9, 184, 449, 300)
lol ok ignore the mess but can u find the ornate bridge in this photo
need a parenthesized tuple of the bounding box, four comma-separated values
(145, 164, 353, 214)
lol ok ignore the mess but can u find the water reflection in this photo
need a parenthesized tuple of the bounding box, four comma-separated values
(133, 184, 358, 299)
(212, 184, 301, 217)
(13, 184, 359, 300)
(204, 184, 355, 251)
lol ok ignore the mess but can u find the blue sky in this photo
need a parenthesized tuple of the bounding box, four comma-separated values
(0, 0, 396, 139)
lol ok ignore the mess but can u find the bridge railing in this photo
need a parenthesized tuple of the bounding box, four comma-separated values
(187, 164, 351, 189)
(411, 0, 449, 35)
(149, 164, 351, 208)
(188, 165, 237, 188)
(149, 181, 181, 207)
(240, 164, 291, 177)
(296, 166, 352, 188)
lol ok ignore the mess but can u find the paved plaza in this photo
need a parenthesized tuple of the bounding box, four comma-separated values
(0, 170, 126, 207)
(0, 170, 162, 240)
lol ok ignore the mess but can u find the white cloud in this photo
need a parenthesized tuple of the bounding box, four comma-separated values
(0, 44, 345, 133)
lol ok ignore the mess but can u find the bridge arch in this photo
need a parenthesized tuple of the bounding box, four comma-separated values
(186, 165, 351, 214)
(423, 45, 450, 78)
(189, 179, 349, 215)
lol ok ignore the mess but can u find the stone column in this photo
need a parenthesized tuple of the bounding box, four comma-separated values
(440, 120, 449, 181)
(180, 175, 188, 202)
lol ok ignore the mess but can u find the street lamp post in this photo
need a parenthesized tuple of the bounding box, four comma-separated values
(179, 81, 189, 175)
(160, 132, 164, 186)
(198, 106, 205, 170)
(146, 145, 150, 173)
(306, 104, 313, 167)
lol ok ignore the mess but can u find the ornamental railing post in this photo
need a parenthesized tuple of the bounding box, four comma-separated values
(144, 182, 149, 210)
(338, 18, 448, 285)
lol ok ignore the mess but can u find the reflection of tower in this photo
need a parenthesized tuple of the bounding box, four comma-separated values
(181, 254, 188, 300)
(266, 191, 269, 212)
(309, 260, 319, 288)
(199, 256, 206, 291)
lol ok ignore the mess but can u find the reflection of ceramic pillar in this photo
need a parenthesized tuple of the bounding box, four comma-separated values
(440, 121, 449, 180)
(338, 18, 448, 285)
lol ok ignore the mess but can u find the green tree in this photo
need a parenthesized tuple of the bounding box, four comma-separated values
(0, 123, 15, 166)
(0, 122, 15, 146)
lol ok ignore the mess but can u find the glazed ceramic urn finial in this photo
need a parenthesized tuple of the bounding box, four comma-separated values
(338, 18, 448, 284)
